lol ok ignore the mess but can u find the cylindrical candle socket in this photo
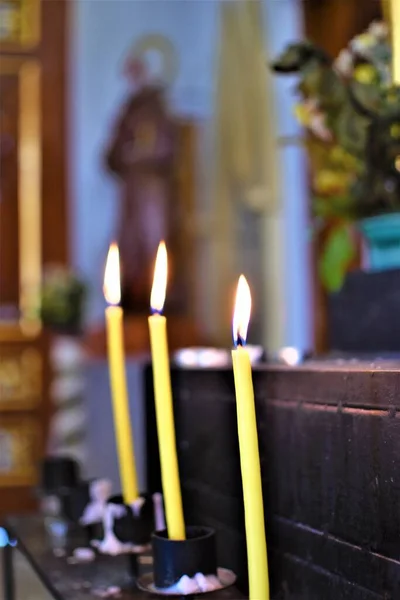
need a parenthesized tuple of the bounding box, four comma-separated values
(232, 275, 270, 600)
(104, 243, 139, 503)
(149, 242, 185, 540)
(152, 526, 217, 588)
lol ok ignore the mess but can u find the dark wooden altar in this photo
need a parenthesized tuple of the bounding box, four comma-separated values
(3, 515, 244, 600)
(328, 269, 400, 353)
(146, 361, 400, 599)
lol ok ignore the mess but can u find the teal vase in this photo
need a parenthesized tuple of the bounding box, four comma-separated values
(359, 213, 400, 271)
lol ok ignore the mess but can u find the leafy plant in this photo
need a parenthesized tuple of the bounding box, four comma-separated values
(40, 266, 87, 334)
(271, 21, 400, 291)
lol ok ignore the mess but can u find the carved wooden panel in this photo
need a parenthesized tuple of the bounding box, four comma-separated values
(0, 63, 19, 312)
(0, 415, 41, 487)
(0, 0, 40, 50)
(0, 57, 41, 327)
(0, 344, 42, 410)
(0, 0, 66, 514)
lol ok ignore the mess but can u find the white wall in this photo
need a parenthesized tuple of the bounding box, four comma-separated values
(69, 0, 311, 351)
(262, 0, 312, 352)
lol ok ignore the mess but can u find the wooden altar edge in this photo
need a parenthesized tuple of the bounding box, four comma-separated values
(172, 364, 400, 409)
(169, 364, 400, 597)
(181, 486, 400, 598)
(182, 504, 390, 600)
(269, 552, 385, 600)
(180, 478, 400, 573)
(253, 368, 400, 410)
(175, 397, 400, 562)
(270, 516, 400, 596)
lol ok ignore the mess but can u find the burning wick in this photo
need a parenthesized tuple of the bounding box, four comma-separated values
(232, 275, 251, 349)
(150, 241, 167, 316)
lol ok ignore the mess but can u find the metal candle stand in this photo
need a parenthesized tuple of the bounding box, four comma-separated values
(39, 459, 154, 587)
(40, 456, 80, 493)
(152, 526, 217, 588)
(137, 526, 236, 596)
(105, 493, 154, 547)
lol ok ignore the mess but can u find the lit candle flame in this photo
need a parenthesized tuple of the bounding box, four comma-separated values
(103, 243, 121, 305)
(233, 275, 252, 346)
(150, 241, 168, 313)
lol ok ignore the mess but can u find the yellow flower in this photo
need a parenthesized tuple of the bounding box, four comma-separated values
(329, 146, 360, 170)
(294, 103, 311, 126)
(354, 33, 375, 47)
(313, 170, 351, 196)
(391, 123, 400, 139)
(353, 64, 377, 84)
(330, 146, 347, 164)
(351, 33, 376, 57)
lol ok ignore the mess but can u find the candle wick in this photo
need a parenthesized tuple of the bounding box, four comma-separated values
(151, 308, 162, 316)
(235, 335, 246, 348)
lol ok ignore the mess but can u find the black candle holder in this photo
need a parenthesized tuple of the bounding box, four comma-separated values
(60, 481, 91, 522)
(153, 526, 217, 588)
(109, 494, 154, 546)
(93, 493, 154, 555)
(59, 478, 113, 544)
(136, 526, 236, 595)
(40, 456, 80, 495)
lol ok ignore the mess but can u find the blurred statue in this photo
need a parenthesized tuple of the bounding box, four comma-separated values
(105, 38, 182, 313)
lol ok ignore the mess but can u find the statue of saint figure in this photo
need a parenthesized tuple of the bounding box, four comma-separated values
(105, 51, 183, 313)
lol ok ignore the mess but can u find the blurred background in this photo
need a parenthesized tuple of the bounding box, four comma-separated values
(0, 0, 390, 518)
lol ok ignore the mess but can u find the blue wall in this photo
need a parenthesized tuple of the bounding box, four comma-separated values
(69, 0, 311, 350)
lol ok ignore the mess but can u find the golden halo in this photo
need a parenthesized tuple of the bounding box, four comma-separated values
(128, 34, 179, 86)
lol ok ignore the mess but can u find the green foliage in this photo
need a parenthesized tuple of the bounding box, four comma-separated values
(271, 21, 400, 290)
(318, 223, 356, 292)
(334, 102, 368, 158)
(313, 195, 356, 219)
(40, 267, 87, 334)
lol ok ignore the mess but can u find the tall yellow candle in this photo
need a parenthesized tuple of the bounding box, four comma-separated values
(389, 0, 400, 84)
(103, 243, 139, 503)
(148, 241, 185, 540)
(231, 275, 270, 600)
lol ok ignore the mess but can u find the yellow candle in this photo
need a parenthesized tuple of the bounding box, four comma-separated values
(148, 241, 185, 540)
(389, 0, 400, 84)
(231, 275, 270, 600)
(104, 243, 139, 503)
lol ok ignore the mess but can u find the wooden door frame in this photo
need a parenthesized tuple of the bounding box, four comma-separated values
(0, 0, 69, 515)
(0, 0, 70, 283)
(40, 0, 70, 266)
